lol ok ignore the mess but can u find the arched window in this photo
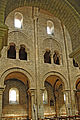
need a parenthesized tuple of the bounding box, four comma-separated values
(73, 59, 78, 67)
(53, 51, 60, 65)
(44, 50, 51, 64)
(47, 20, 54, 35)
(19, 46, 27, 60)
(14, 12, 23, 28)
(7, 44, 16, 59)
(43, 89, 48, 104)
(9, 88, 19, 104)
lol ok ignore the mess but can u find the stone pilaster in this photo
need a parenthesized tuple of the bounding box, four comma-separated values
(0, 23, 8, 56)
(0, 86, 5, 119)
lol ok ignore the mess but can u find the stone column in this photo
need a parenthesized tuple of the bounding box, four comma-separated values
(30, 89, 36, 120)
(51, 54, 53, 64)
(32, 7, 39, 120)
(71, 89, 77, 115)
(16, 48, 19, 59)
(64, 90, 72, 116)
(38, 88, 45, 119)
(0, 86, 5, 119)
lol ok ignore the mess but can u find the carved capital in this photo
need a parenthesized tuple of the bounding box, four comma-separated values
(0, 85, 5, 95)
(28, 88, 36, 96)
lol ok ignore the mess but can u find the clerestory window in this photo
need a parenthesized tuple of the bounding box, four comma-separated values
(47, 20, 54, 35)
(14, 12, 23, 29)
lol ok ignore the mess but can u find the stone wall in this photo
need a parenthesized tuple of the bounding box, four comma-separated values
(0, 6, 80, 117)
(2, 79, 27, 116)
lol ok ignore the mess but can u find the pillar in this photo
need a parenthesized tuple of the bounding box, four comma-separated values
(0, 86, 5, 120)
(38, 88, 45, 119)
(64, 90, 72, 116)
(32, 7, 39, 120)
(71, 89, 77, 115)
(51, 54, 53, 64)
(30, 89, 36, 120)
(16, 48, 19, 59)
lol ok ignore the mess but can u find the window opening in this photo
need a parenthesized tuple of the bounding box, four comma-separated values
(7, 44, 16, 59)
(14, 12, 23, 28)
(19, 46, 27, 60)
(9, 88, 19, 104)
(53, 51, 60, 65)
(73, 59, 78, 67)
(47, 20, 54, 35)
(44, 50, 51, 64)
(43, 89, 48, 104)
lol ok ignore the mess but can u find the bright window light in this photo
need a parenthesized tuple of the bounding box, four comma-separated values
(9, 88, 19, 104)
(14, 19, 22, 28)
(9, 90, 16, 102)
(47, 20, 54, 35)
(64, 94, 66, 102)
(43, 90, 48, 104)
(47, 27, 51, 34)
(43, 93, 44, 101)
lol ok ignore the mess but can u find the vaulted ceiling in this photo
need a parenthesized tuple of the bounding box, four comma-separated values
(0, 0, 80, 57)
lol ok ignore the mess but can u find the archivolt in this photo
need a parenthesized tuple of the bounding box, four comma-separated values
(0, 67, 33, 87)
(43, 71, 68, 89)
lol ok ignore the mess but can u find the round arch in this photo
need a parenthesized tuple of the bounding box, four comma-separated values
(0, 67, 33, 88)
(43, 71, 68, 89)
(1, 0, 79, 50)
(73, 74, 80, 90)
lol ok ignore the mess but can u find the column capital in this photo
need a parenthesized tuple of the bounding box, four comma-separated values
(0, 85, 5, 95)
(73, 89, 77, 92)
(64, 89, 70, 92)
(28, 88, 36, 96)
(32, 7, 39, 20)
(40, 87, 45, 91)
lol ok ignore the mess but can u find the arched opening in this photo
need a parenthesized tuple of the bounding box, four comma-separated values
(53, 51, 60, 65)
(9, 88, 19, 104)
(44, 50, 51, 64)
(44, 75, 65, 117)
(73, 59, 78, 67)
(2, 72, 31, 119)
(75, 79, 80, 115)
(7, 44, 16, 59)
(47, 20, 54, 35)
(43, 89, 48, 104)
(14, 12, 23, 29)
(19, 45, 27, 60)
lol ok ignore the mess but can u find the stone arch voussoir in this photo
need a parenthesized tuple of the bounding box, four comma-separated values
(43, 71, 68, 90)
(1, 67, 33, 88)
